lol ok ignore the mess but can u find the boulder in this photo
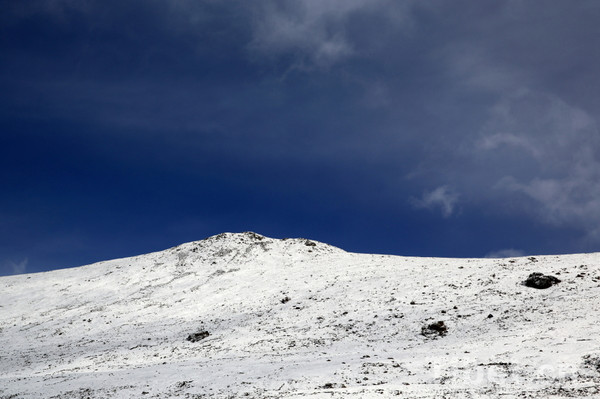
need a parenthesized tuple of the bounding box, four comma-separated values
(524, 272, 561, 289)
(186, 331, 210, 342)
(421, 320, 447, 337)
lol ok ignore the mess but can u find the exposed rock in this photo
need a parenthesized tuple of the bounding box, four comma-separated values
(583, 354, 600, 372)
(320, 382, 346, 389)
(244, 232, 265, 241)
(186, 331, 210, 342)
(524, 272, 561, 289)
(422, 321, 447, 337)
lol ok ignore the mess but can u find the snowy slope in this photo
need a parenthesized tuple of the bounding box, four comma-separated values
(1, 232, 599, 398)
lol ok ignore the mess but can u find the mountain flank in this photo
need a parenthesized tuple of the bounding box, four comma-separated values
(1, 232, 599, 398)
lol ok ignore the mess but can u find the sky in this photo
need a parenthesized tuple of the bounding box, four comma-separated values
(2, 0, 600, 275)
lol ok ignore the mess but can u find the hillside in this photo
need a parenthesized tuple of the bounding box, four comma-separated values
(1, 232, 599, 398)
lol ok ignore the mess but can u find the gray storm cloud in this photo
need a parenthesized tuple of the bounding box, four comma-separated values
(3, 0, 600, 253)
(476, 90, 600, 234)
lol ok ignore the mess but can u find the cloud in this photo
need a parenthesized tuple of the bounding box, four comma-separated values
(431, 3, 600, 246)
(247, 0, 414, 69)
(485, 249, 525, 258)
(248, 0, 360, 69)
(2, 258, 28, 275)
(411, 186, 459, 218)
(477, 132, 541, 159)
(442, 44, 525, 95)
(477, 90, 600, 232)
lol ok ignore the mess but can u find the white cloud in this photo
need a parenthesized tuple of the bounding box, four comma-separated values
(249, 1, 358, 69)
(477, 132, 541, 159)
(411, 185, 459, 218)
(484, 248, 526, 258)
(248, 0, 414, 69)
(3, 258, 28, 275)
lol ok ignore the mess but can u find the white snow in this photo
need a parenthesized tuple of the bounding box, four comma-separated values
(1, 232, 599, 398)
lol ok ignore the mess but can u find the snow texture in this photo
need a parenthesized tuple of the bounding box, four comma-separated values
(1, 232, 599, 398)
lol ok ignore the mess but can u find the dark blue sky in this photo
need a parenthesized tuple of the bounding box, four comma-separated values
(2, 1, 600, 275)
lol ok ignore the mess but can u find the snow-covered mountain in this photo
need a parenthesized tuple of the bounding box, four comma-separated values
(1, 232, 599, 398)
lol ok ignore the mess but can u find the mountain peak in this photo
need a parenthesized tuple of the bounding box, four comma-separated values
(168, 231, 346, 267)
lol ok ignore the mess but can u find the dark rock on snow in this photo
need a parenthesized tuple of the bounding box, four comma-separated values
(583, 354, 600, 372)
(186, 331, 210, 342)
(422, 321, 447, 337)
(524, 272, 561, 289)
